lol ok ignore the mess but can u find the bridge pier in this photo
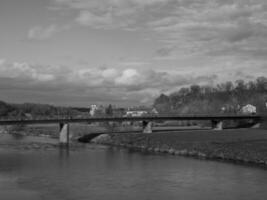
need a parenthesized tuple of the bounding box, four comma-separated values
(211, 120, 223, 130)
(142, 121, 152, 133)
(59, 123, 70, 145)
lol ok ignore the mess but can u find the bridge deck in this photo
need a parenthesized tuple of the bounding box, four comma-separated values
(0, 114, 264, 125)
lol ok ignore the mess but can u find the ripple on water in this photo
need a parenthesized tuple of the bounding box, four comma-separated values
(1, 135, 267, 200)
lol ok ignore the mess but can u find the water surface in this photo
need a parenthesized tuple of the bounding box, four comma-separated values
(0, 135, 267, 200)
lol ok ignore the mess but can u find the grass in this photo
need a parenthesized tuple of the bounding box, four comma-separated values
(107, 128, 267, 167)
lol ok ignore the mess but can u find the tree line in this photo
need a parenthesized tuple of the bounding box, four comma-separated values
(153, 77, 267, 114)
(0, 101, 81, 119)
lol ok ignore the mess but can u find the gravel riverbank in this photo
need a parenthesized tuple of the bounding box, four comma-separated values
(93, 129, 267, 168)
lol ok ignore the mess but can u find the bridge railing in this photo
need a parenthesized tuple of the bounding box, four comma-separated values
(0, 113, 263, 122)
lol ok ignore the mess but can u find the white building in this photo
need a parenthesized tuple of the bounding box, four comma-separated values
(241, 104, 256, 114)
(151, 108, 159, 115)
(125, 110, 148, 117)
(89, 105, 98, 116)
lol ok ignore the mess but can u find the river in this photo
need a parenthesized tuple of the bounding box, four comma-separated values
(0, 134, 267, 200)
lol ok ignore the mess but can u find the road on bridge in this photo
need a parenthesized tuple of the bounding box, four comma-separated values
(0, 114, 264, 125)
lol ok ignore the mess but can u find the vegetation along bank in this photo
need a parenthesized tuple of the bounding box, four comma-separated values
(92, 129, 267, 168)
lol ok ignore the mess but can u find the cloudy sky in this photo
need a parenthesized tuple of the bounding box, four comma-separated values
(0, 0, 267, 106)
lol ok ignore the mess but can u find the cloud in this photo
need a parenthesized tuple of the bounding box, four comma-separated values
(1, 56, 267, 106)
(101, 68, 118, 79)
(0, 60, 55, 81)
(0, 58, 6, 65)
(27, 24, 70, 40)
(53, 0, 168, 10)
(50, 0, 267, 61)
(8, 0, 267, 105)
(145, 0, 267, 58)
(115, 69, 139, 85)
(76, 10, 113, 28)
(117, 61, 149, 67)
(153, 45, 177, 60)
(0, 59, 222, 105)
(51, 0, 179, 30)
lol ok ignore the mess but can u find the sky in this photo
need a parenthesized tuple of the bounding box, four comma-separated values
(0, 0, 267, 107)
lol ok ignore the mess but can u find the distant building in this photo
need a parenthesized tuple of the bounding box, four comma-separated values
(241, 104, 256, 114)
(151, 108, 159, 115)
(89, 105, 98, 116)
(25, 113, 33, 119)
(125, 110, 148, 117)
(124, 107, 159, 117)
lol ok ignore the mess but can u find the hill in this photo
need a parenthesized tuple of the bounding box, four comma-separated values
(154, 77, 267, 115)
(0, 100, 81, 119)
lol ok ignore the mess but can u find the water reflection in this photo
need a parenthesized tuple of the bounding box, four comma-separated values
(58, 145, 70, 167)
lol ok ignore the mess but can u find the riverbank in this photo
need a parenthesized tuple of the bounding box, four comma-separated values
(93, 129, 267, 168)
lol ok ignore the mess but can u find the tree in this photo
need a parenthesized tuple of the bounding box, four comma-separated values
(190, 84, 201, 96)
(153, 76, 267, 115)
(0, 101, 14, 116)
(235, 79, 246, 91)
(154, 94, 170, 105)
(105, 104, 113, 116)
(256, 77, 267, 92)
(154, 94, 171, 113)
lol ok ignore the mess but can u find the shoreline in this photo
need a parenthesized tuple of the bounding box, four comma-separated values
(2, 125, 267, 168)
(92, 129, 267, 169)
(107, 142, 267, 169)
